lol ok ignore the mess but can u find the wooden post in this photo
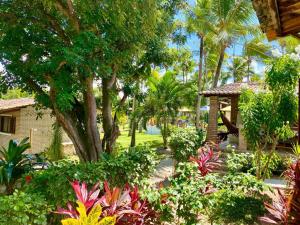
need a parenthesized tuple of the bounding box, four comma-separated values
(230, 96, 239, 126)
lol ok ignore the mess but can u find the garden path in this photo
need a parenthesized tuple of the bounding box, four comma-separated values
(150, 148, 175, 185)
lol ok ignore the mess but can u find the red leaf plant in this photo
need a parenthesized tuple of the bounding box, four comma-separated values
(98, 181, 157, 225)
(56, 181, 100, 218)
(260, 160, 300, 225)
(190, 144, 221, 176)
(56, 181, 157, 225)
(260, 190, 290, 225)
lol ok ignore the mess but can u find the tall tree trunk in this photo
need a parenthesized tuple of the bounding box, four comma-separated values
(162, 117, 168, 149)
(247, 56, 251, 82)
(130, 95, 137, 147)
(196, 37, 204, 130)
(213, 45, 226, 88)
(102, 77, 119, 153)
(130, 119, 137, 147)
(50, 78, 102, 162)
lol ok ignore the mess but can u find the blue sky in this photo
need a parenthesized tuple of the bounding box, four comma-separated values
(174, 0, 280, 77)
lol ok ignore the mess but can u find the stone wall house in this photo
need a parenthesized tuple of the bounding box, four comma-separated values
(0, 98, 75, 154)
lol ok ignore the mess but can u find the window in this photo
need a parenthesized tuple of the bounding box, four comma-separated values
(0, 116, 16, 134)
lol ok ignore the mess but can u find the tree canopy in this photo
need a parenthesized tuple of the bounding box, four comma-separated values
(0, 0, 183, 161)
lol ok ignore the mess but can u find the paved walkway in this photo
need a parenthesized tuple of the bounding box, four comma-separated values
(150, 148, 175, 185)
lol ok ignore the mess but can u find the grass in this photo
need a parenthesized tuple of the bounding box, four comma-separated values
(116, 130, 163, 149)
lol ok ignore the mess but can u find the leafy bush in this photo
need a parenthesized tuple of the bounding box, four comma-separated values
(0, 190, 51, 225)
(169, 127, 205, 162)
(227, 150, 288, 177)
(213, 173, 268, 198)
(227, 150, 254, 174)
(160, 161, 269, 225)
(24, 146, 158, 208)
(206, 189, 266, 225)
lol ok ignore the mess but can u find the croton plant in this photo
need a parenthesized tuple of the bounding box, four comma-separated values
(57, 180, 157, 225)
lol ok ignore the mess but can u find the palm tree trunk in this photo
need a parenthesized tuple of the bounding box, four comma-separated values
(196, 36, 204, 130)
(213, 45, 226, 88)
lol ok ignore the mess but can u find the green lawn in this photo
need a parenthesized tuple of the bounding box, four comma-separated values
(116, 130, 163, 149)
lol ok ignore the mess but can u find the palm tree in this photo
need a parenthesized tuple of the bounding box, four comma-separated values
(243, 32, 271, 81)
(186, 0, 212, 129)
(203, 0, 254, 88)
(147, 71, 184, 148)
(227, 57, 248, 82)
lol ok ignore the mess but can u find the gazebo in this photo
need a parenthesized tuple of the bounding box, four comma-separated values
(201, 82, 262, 150)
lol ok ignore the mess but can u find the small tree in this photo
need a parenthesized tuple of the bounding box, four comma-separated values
(239, 55, 299, 179)
(147, 71, 184, 148)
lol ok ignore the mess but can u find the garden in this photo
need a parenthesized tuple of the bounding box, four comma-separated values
(1, 0, 300, 225)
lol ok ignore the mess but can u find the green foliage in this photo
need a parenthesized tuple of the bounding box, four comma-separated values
(0, 138, 31, 194)
(266, 55, 299, 91)
(162, 162, 208, 224)
(46, 122, 64, 161)
(227, 150, 288, 178)
(160, 162, 268, 224)
(240, 61, 297, 179)
(0, 190, 51, 225)
(169, 127, 205, 162)
(146, 71, 186, 147)
(24, 146, 158, 207)
(206, 189, 266, 225)
(213, 173, 268, 197)
(0, 89, 32, 100)
(227, 150, 254, 174)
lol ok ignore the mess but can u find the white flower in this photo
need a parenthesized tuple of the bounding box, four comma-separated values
(289, 53, 300, 62)
(271, 49, 282, 57)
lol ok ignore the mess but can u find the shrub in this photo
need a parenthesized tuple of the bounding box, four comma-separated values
(169, 127, 205, 162)
(24, 146, 158, 208)
(160, 162, 268, 224)
(226, 150, 255, 174)
(206, 189, 266, 225)
(0, 190, 51, 225)
(227, 150, 288, 177)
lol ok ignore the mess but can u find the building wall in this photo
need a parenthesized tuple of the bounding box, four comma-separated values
(0, 106, 75, 154)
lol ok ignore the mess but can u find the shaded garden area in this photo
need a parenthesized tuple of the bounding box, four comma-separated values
(1, 0, 300, 225)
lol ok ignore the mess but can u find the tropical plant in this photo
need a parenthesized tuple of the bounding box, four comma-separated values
(190, 144, 221, 176)
(24, 146, 158, 208)
(227, 57, 249, 82)
(146, 71, 185, 148)
(292, 143, 300, 158)
(240, 56, 298, 179)
(57, 181, 157, 225)
(61, 201, 116, 225)
(169, 127, 205, 163)
(198, 0, 254, 87)
(0, 190, 51, 225)
(260, 160, 300, 224)
(0, 137, 31, 194)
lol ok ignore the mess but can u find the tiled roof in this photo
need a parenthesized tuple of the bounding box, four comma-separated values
(0, 98, 35, 113)
(201, 82, 263, 96)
